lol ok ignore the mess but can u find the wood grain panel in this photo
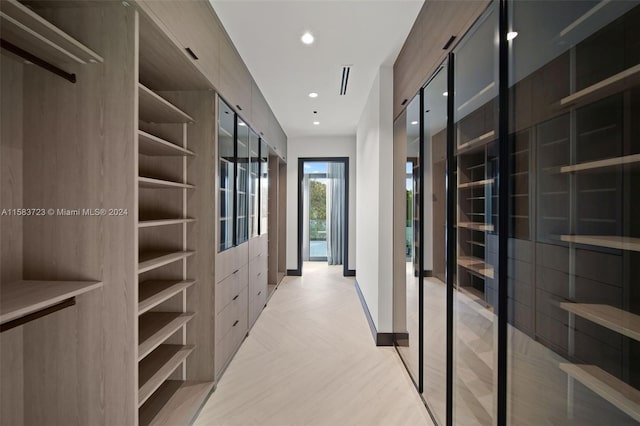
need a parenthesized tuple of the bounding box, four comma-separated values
(393, 0, 490, 119)
(21, 4, 138, 425)
(219, 31, 252, 120)
(0, 56, 24, 425)
(137, 0, 221, 89)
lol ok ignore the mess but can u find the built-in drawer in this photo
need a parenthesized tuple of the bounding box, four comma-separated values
(215, 264, 249, 314)
(216, 287, 248, 343)
(249, 286, 267, 327)
(215, 308, 248, 377)
(249, 234, 268, 260)
(216, 242, 249, 283)
(248, 254, 268, 297)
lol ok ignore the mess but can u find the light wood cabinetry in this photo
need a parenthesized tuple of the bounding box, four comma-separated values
(393, 0, 490, 119)
(1, 1, 286, 424)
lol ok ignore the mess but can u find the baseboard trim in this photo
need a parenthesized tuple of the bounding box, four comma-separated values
(354, 280, 394, 346)
(286, 269, 301, 276)
(413, 269, 433, 277)
(344, 269, 356, 277)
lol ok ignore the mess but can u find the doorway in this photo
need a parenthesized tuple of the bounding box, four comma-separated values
(296, 157, 350, 276)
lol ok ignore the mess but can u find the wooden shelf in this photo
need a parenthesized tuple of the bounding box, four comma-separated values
(560, 303, 640, 342)
(138, 344, 194, 407)
(138, 177, 194, 189)
(458, 222, 495, 232)
(139, 280, 196, 315)
(139, 312, 195, 361)
(458, 179, 494, 189)
(139, 380, 214, 426)
(139, 218, 195, 228)
(138, 251, 195, 274)
(559, 363, 640, 423)
(1, 280, 102, 325)
(138, 131, 194, 157)
(560, 235, 640, 252)
(0, 0, 103, 69)
(458, 130, 495, 152)
(139, 84, 193, 123)
(560, 64, 640, 108)
(457, 256, 495, 279)
(560, 154, 640, 173)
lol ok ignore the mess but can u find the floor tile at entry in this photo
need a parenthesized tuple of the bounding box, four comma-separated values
(194, 262, 433, 426)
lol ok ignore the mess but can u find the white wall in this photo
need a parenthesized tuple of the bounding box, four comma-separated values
(356, 66, 394, 332)
(286, 135, 357, 271)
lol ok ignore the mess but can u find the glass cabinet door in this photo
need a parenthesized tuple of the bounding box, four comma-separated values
(249, 129, 260, 239)
(236, 119, 249, 245)
(218, 99, 235, 252)
(508, 2, 640, 424)
(260, 139, 269, 234)
(453, 4, 499, 424)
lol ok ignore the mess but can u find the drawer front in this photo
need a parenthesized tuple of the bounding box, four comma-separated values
(216, 287, 248, 343)
(216, 264, 249, 314)
(216, 242, 249, 283)
(248, 255, 268, 297)
(249, 287, 267, 327)
(215, 308, 248, 377)
(249, 234, 268, 260)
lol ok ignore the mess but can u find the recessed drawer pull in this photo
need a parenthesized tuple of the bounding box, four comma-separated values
(257, 272, 262, 277)
(257, 291, 261, 296)
(233, 294, 239, 301)
(233, 269, 240, 274)
(233, 320, 239, 327)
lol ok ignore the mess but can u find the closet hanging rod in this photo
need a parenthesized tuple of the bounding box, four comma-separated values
(1, 39, 76, 83)
(0, 298, 75, 333)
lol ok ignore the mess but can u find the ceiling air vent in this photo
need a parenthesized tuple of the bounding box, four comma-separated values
(339, 65, 351, 96)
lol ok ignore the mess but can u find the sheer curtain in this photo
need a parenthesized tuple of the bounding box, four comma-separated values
(326, 162, 344, 265)
(302, 174, 310, 261)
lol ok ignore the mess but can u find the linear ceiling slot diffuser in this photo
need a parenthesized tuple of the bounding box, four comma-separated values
(340, 65, 351, 96)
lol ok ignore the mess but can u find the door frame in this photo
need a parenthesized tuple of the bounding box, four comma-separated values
(291, 157, 352, 277)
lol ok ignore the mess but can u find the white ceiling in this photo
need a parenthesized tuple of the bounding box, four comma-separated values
(210, 0, 424, 138)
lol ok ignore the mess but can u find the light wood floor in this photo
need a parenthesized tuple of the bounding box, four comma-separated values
(194, 262, 433, 426)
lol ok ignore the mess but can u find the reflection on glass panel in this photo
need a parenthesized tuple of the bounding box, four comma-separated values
(421, 64, 448, 424)
(508, 1, 640, 424)
(397, 94, 422, 384)
(260, 139, 269, 234)
(218, 99, 235, 252)
(249, 130, 260, 239)
(236, 119, 249, 245)
(453, 4, 498, 424)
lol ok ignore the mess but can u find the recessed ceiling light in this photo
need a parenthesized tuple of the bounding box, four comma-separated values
(308, 92, 318, 98)
(411, 121, 418, 125)
(443, 91, 448, 97)
(507, 31, 518, 41)
(313, 121, 320, 125)
(301, 32, 314, 45)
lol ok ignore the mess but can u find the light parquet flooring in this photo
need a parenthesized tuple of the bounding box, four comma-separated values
(194, 262, 433, 426)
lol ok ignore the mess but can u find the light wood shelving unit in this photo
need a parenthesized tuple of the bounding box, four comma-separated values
(139, 218, 196, 228)
(559, 303, 640, 342)
(139, 312, 196, 360)
(138, 176, 195, 189)
(0, 0, 103, 69)
(139, 130, 195, 157)
(138, 344, 195, 406)
(559, 235, 640, 252)
(559, 63, 640, 108)
(457, 256, 495, 279)
(138, 280, 196, 315)
(136, 14, 215, 423)
(0, 280, 103, 325)
(560, 153, 640, 173)
(139, 83, 194, 123)
(559, 363, 640, 423)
